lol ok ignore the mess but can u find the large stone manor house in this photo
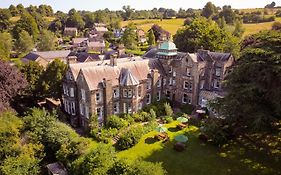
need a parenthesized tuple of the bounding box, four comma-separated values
(62, 41, 235, 128)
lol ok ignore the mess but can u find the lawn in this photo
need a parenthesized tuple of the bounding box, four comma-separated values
(117, 121, 280, 175)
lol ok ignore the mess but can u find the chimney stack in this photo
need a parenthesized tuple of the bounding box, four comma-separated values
(110, 53, 117, 66)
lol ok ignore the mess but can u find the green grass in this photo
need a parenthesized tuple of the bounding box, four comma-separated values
(117, 121, 280, 175)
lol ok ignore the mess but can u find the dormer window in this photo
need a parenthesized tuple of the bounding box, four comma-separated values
(215, 68, 221, 77)
(157, 79, 161, 87)
(128, 89, 132, 98)
(169, 66, 173, 73)
(186, 68, 191, 76)
(96, 91, 102, 103)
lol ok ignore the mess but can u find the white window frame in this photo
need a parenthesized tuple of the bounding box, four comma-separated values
(186, 68, 191, 76)
(70, 88, 74, 97)
(123, 103, 127, 113)
(166, 90, 171, 99)
(79, 103, 84, 115)
(128, 89, 132, 98)
(81, 89, 86, 101)
(123, 89, 128, 97)
(182, 94, 188, 104)
(172, 79, 176, 85)
(128, 103, 132, 113)
(96, 92, 101, 103)
(71, 101, 75, 115)
(113, 102, 119, 114)
(215, 68, 221, 77)
(183, 81, 188, 89)
(200, 80, 204, 89)
(96, 107, 103, 120)
(169, 78, 172, 85)
(157, 79, 161, 88)
(173, 71, 176, 77)
(63, 84, 67, 95)
(169, 66, 173, 73)
(157, 91, 161, 101)
(146, 93, 151, 104)
(113, 89, 119, 98)
(146, 79, 152, 90)
(163, 78, 166, 86)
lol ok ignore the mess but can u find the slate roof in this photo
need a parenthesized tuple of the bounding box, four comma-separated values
(23, 50, 71, 61)
(72, 38, 88, 44)
(120, 69, 140, 86)
(87, 41, 105, 48)
(46, 162, 67, 175)
(76, 52, 100, 62)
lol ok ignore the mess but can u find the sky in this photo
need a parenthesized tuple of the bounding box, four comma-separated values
(1, 0, 281, 12)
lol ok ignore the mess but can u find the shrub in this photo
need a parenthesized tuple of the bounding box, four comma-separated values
(140, 111, 153, 122)
(272, 21, 281, 30)
(164, 102, 173, 117)
(90, 128, 118, 144)
(107, 115, 129, 129)
(119, 113, 134, 124)
(164, 116, 174, 123)
(150, 109, 157, 121)
(116, 125, 144, 150)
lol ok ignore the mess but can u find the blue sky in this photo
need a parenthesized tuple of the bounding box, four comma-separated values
(1, 0, 281, 12)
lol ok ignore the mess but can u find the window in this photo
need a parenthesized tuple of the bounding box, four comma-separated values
(113, 89, 119, 98)
(157, 79, 161, 87)
(183, 81, 188, 89)
(214, 79, 220, 89)
(186, 68, 191, 76)
(128, 89, 132, 98)
(63, 84, 67, 95)
(189, 83, 193, 91)
(166, 91, 171, 99)
(79, 103, 84, 115)
(128, 103, 132, 113)
(215, 68, 221, 77)
(70, 88, 74, 97)
(113, 102, 119, 114)
(146, 93, 151, 104)
(169, 66, 173, 73)
(96, 107, 103, 119)
(64, 100, 68, 113)
(123, 103, 127, 113)
(157, 91, 161, 101)
(85, 106, 89, 119)
(172, 79, 176, 85)
(96, 92, 101, 102)
(67, 72, 73, 80)
(169, 78, 172, 85)
(146, 79, 151, 90)
(200, 80, 204, 89)
(138, 86, 142, 97)
(81, 89, 86, 100)
(173, 71, 176, 77)
(123, 89, 127, 97)
(182, 94, 191, 104)
(138, 102, 142, 110)
(163, 78, 166, 86)
(70, 102, 75, 115)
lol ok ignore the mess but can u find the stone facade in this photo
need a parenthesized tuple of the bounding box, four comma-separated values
(62, 41, 235, 129)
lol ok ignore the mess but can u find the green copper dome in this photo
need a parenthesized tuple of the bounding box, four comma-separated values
(157, 41, 177, 56)
(159, 41, 177, 50)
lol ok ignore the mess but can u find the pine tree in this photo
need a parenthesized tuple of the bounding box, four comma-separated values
(148, 29, 156, 46)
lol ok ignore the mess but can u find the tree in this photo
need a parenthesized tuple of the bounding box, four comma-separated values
(147, 29, 156, 46)
(216, 30, 281, 131)
(37, 29, 57, 51)
(20, 61, 44, 101)
(219, 5, 236, 24)
(121, 23, 137, 50)
(66, 9, 85, 30)
(202, 2, 217, 18)
(0, 60, 27, 112)
(184, 17, 193, 26)
(0, 32, 13, 60)
(0, 9, 11, 31)
(16, 30, 34, 54)
(173, 18, 239, 55)
(217, 17, 227, 29)
(233, 19, 245, 37)
(41, 59, 67, 101)
(12, 12, 39, 39)
(122, 5, 134, 20)
(9, 5, 18, 16)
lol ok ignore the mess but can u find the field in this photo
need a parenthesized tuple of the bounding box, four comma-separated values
(118, 122, 280, 175)
(121, 17, 281, 37)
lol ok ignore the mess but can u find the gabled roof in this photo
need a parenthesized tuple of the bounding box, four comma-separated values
(72, 38, 88, 44)
(23, 50, 71, 61)
(87, 41, 105, 48)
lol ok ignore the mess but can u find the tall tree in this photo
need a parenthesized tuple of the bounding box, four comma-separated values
(12, 12, 39, 39)
(173, 18, 239, 55)
(9, 5, 18, 16)
(147, 29, 156, 46)
(202, 2, 217, 18)
(41, 59, 67, 101)
(37, 29, 57, 51)
(121, 23, 137, 50)
(0, 32, 13, 60)
(233, 19, 245, 37)
(16, 30, 34, 54)
(66, 9, 85, 30)
(216, 30, 281, 131)
(0, 60, 27, 112)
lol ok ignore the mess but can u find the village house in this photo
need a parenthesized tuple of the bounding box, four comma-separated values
(88, 23, 108, 40)
(62, 41, 234, 128)
(136, 29, 147, 43)
(86, 40, 106, 53)
(22, 50, 71, 67)
(63, 27, 78, 37)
